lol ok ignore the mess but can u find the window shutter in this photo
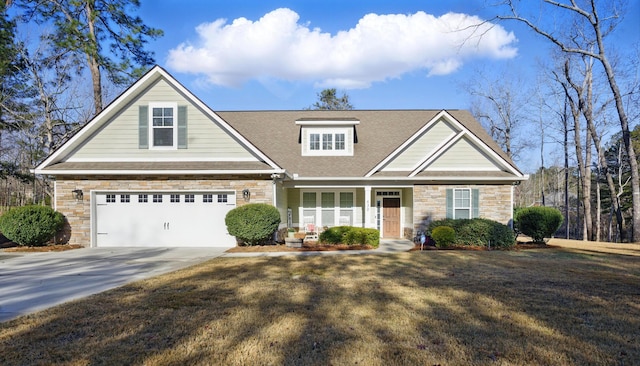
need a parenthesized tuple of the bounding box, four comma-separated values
(446, 189, 453, 219)
(177, 106, 187, 149)
(138, 106, 148, 149)
(472, 189, 480, 218)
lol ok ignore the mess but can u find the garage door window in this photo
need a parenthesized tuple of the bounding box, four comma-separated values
(106, 194, 116, 203)
(153, 194, 163, 203)
(171, 194, 180, 203)
(218, 194, 228, 203)
(139, 194, 148, 203)
(185, 194, 194, 203)
(203, 194, 213, 203)
(120, 194, 130, 203)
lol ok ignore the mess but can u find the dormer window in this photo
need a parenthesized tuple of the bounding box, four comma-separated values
(296, 119, 358, 156)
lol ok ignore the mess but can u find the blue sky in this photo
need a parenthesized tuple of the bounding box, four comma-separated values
(135, 0, 545, 110)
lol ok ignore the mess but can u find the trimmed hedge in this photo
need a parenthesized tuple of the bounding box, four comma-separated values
(431, 226, 455, 248)
(514, 206, 563, 243)
(0, 205, 65, 246)
(319, 226, 380, 247)
(225, 203, 281, 246)
(428, 218, 515, 249)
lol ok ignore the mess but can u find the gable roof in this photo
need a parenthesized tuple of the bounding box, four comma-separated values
(217, 109, 525, 181)
(34, 65, 283, 175)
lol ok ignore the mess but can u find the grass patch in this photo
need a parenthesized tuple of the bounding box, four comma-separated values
(1, 247, 639, 365)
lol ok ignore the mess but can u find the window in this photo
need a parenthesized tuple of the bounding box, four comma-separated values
(300, 190, 355, 228)
(218, 194, 228, 203)
(454, 189, 471, 219)
(203, 194, 213, 203)
(303, 128, 352, 156)
(310, 134, 320, 150)
(106, 194, 116, 203)
(138, 194, 148, 203)
(184, 194, 194, 203)
(170, 194, 180, 203)
(153, 194, 163, 203)
(335, 133, 345, 150)
(120, 194, 130, 203)
(149, 103, 177, 149)
(446, 188, 479, 219)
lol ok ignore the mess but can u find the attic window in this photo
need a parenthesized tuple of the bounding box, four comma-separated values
(149, 102, 177, 149)
(296, 119, 358, 156)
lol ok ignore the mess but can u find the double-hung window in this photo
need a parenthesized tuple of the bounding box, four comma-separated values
(149, 102, 177, 149)
(446, 188, 479, 219)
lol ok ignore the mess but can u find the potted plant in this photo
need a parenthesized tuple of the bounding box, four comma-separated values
(287, 228, 296, 238)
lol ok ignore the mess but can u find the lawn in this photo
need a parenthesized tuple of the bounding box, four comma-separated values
(1, 245, 638, 365)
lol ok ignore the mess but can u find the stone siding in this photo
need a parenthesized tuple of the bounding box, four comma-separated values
(55, 176, 273, 246)
(412, 184, 513, 235)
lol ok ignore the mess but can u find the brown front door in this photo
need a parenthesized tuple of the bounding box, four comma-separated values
(383, 197, 401, 238)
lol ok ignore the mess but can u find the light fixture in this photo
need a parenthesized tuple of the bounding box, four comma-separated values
(242, 188, 251, 202)
(72, 189, 84, 201)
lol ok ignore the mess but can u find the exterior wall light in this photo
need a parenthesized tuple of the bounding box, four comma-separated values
(72, 189, 84, 201)
(242, 188, 251, 202)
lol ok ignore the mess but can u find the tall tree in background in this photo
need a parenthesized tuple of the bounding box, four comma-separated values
(498, 0, 640, 242)
(307, 89, 354, 110)
(15, 0, 163, 114)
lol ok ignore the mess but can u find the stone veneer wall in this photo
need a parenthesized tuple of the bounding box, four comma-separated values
(55, 175, 274, 246)
(412, 184, 513, 235)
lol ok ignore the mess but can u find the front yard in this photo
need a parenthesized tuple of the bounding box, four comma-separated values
(1, 243, 638, 365)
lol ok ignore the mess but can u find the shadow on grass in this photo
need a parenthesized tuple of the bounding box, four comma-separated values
(0, 248, 638, 365)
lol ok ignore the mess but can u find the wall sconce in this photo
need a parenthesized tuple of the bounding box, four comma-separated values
(72, 189, 84, 201)
(242, 188, 251, 202)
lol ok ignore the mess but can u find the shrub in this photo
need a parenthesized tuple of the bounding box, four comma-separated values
(319, 226, 380, 247)
(225, 203, 281, 246)
(428, 218, 515, 249)
(515, 206, 563, 243)
(431, 226, 455, 248)
(0, 205, 65, 246)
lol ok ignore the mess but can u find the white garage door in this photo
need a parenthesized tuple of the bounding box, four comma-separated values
(94, 191, 236, 247)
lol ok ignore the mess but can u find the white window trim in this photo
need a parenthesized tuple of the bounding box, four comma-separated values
(452, 188, 471, 219)
(149, 102, 178, 150)
(303, 127, 351, 156)
(299, 189, 356, 228)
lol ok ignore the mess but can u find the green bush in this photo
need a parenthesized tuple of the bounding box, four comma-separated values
(514, 206, 563, 243)
(428, 218, 515, 249)
(225, 203, 281, 246)
(431, 226, 456, 248)
(0, 205, 65, 246)
(319, 226, 380, 247)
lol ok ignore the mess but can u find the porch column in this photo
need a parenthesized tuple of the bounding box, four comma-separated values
(364, 185, 372, 228)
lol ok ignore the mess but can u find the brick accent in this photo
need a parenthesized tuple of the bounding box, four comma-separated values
(412, 184, 513, 235)
(55, 176, 274, 246)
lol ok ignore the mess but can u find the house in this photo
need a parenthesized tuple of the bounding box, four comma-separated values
(34, 66, 527, 248)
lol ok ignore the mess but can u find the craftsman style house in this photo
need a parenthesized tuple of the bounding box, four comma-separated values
(34, 66, 527, 247)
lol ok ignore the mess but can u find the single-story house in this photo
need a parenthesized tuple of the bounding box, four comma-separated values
(34, 66, 527, 248)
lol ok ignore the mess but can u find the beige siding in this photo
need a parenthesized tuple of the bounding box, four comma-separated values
(384, 119, 456, 170)
(287, 188, 301, 227)
(69, 79, 257, 161)
(424, 136, 501, 171)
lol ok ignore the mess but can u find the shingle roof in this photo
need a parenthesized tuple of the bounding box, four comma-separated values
(217, 109, 521, 178)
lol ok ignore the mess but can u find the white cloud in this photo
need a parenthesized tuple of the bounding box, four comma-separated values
(167, 8, 517, 89)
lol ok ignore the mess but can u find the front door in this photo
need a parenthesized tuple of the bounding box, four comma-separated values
(383, 197, 401, 238)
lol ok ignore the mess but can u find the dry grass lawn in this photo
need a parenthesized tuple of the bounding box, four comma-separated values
(1, 244, 639, 365)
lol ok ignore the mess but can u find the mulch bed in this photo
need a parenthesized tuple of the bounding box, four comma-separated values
(1, 244, 84, 252)
(226, 242, 374, 253)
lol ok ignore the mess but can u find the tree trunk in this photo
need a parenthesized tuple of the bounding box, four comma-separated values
(85, 0, 103, 114)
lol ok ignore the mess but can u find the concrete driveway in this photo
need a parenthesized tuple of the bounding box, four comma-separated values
(0, 247, 227, 323)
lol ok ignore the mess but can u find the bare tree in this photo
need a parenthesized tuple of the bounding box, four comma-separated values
(497, 0, 640, 241)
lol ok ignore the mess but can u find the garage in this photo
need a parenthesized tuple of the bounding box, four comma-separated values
(94, 191, 237, 247)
